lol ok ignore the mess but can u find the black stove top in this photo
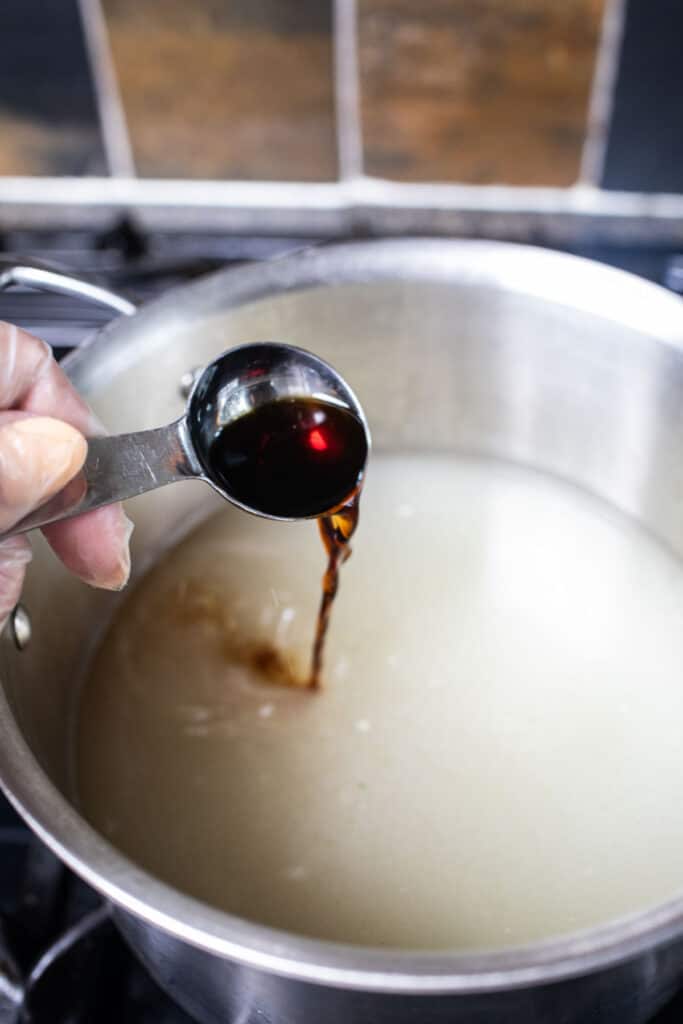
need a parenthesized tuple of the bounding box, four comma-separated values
(0, 797, 192, 1023)
(2, 221, 683, 349)
(1, 223, 683, 1023)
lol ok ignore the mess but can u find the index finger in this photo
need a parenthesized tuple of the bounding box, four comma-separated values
(0, 321, 102, 434)
(0, 322, 132, 590)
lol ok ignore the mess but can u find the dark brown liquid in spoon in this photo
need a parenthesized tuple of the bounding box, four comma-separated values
(207, 397, 366, 688)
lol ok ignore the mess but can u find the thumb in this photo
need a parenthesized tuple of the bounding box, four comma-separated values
(0, 416, 87, 532)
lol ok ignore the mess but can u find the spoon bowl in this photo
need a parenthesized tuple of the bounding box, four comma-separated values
(187, 343, 370, 518)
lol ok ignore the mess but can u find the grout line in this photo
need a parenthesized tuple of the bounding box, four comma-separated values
(333, 0, 364, 181)
(77, 0, 136, 178)
(579, 0, 628, 186)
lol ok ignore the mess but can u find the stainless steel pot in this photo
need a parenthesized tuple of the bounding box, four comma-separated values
(2, 239, 683, 1024)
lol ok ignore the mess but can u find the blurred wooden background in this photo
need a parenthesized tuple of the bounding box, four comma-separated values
(0, 0, 680, 195)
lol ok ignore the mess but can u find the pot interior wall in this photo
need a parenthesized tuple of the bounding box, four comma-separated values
(3, 275, 683, 800)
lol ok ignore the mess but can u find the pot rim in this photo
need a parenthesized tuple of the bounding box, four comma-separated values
(3, 237, 683, 993)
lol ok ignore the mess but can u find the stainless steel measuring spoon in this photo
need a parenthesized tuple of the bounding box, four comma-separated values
(0, 342, 370, 539)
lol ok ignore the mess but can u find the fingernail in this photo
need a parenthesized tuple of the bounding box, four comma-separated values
(100, 509, 134, 592)
(118, 511, 135, 588)
(0, 417, 87, 523)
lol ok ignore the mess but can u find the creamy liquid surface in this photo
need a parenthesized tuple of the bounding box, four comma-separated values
(78, 455, 683, 950)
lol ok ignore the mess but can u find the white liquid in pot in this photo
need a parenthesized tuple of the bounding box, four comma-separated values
(78, 455, 683, 950)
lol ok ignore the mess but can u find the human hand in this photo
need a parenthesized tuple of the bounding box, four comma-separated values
(0, 321, 133, 630)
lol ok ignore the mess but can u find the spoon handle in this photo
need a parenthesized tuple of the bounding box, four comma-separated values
(0, 419, 199, 539)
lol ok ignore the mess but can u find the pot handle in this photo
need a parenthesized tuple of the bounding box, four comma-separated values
(0, 920, 23, 1022)
(0, 258, 137, 317)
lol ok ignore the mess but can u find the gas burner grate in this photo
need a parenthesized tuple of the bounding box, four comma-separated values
(0, 799, 192, 1022)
